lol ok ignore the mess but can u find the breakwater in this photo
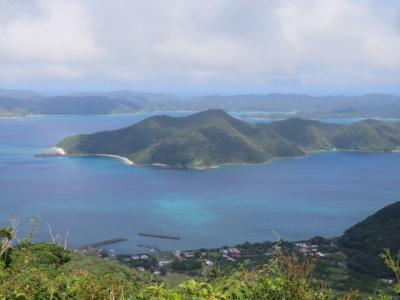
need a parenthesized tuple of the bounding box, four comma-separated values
(138, 233, 181, 240)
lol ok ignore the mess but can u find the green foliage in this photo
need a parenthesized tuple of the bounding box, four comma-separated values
(117, 255, 159, 271)
(171, 259, 202, 272)
(135, 252, 330, 300)
(380, 249, 400, 295)
(0, 227, 13, 268)
(0, 241, 143, 299)
(57, 110, 400, 169)
(1, 222, 399, 299)
(0, 228, 12, 241)
(0, 236, 349, 300)
(339, 201, 400, 277)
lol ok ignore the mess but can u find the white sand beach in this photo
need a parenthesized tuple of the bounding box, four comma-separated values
(53, 147, 134, 165)
(94, 154, 134, 165)
(52, 147, 66, 155)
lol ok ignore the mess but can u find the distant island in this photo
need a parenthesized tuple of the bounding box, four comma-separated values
(3, 88, 400, 119)
(56, 109, 400, 169)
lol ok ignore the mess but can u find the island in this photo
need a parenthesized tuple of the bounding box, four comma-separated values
(56, 109, 400, 169)
(4, 89, 400, 119)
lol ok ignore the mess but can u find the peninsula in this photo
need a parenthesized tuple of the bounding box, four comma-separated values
(56, 109, 400, 169)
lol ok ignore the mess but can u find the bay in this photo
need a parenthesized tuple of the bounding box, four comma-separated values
(1, 113, 399, 253)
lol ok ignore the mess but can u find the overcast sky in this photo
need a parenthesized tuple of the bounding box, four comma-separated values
(0, 0, 400, 95)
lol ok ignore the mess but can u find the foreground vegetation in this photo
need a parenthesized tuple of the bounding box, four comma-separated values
(117, 237, 395, 297)
(1, 225, 399, 299)
(2, 200, 400, 299)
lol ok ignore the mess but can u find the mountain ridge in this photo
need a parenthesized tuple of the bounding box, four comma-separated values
(2, 90, 400, 118)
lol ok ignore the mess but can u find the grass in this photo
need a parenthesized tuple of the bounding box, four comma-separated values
(161, 272, 197, 287)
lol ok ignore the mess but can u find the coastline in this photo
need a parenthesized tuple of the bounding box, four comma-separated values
(54, 147, 134, 165)
(53, 147, 400, 170)
(93, 154, 134, 165)
(52, 146, 66, 156)
(189, 148, 400, 170)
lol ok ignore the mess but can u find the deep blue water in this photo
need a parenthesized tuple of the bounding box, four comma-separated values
(1, 113, 400, 253)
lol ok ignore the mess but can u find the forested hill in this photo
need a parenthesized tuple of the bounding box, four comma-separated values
(57, 109, 400, 169)
(2, 90, 400, 118)
(339, 201, 400, 277)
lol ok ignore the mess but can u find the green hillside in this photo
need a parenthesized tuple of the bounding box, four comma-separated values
(1, 207, 400, 299)
(57, 110, 400, 169)
(0, 237, 338, 299)
(0, 246, 148, 299)
(339, 201, 400, 278)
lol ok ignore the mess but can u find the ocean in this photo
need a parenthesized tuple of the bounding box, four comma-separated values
(1, 113, 400, 253)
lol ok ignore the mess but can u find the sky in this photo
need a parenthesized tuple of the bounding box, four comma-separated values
(0, 0, 400, 96)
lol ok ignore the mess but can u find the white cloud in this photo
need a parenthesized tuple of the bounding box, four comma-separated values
(0, 0, 399, 91)
(0, 0, 100, 61)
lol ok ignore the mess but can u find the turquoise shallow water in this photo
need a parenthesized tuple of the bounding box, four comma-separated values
(1, 114, 400, 253)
